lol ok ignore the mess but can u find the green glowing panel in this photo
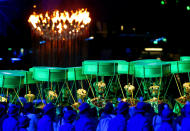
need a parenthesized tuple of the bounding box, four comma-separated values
(82, 61, 98, 75)
(129, 59, 162, 75)
(180, 56, 190, 61)
(0, 71, 24, 88)
(0, 70, 36, 84)
(68, 67, 88, 81)
(10, 70, 36, 84)
(109, 60, 129, 74)
(29, 67, 35, 72)
(32, 67, 68, 82)
(134, 62, 171, 78)
(178, 61, 190, 73)
(98, 61, 118, 76)
(166, 61, 179, 74)
(24, 71, 36, 84)
(82, 60, 118, 76)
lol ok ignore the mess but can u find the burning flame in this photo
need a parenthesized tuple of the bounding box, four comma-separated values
(28, 8, 91, 40)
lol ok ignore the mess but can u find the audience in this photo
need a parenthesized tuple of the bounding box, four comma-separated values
(37, 103, 55, 131)
(75, 103, 98, 131)
(22, 102, 38, 131)
(181, 101, 190, 131)
(18, 116, 30, 131)
(96, 102, 115, 131)
(0, 103, 7, 131)
(156, 104, 173, 131)
(175, 105, 185, 131)
(152, 103, 166, 131)
(1, 97, 190, 131)
(59, 110, 76, 131)
(3, 104, 20, 131)
(107, 101, 129, 131)
(127, 97, 151, 131)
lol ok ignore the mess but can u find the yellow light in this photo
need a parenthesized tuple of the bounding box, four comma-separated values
(144, 48, 163, 51)
(33, 5, 37, 8)
(20, 48, 24, 54)
(132, 27, 136, 31)
(121, 25, 124, 31)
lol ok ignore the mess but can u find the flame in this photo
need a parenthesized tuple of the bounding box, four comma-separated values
(28, 8, 91, 40)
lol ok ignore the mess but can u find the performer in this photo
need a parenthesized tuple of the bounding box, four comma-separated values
(107, 102, 129, 131)
(37, 103, 56, 131)
(18, 116, 31, 131)
(75, 103, 98, 131)
(3, 104, 20, 131)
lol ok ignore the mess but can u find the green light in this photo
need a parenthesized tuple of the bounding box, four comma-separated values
(187, 6, 190, 11)
(134, 62, 170, 78)
(161, 0, 165, 5)
(163, 38, 167, 42)
(153, 41, 158, 44)
(8, 48, 12, 51)
(67, 67, 87, 81)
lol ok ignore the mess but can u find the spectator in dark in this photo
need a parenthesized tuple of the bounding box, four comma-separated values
(33, 99, 46, 119)
(127, 97, 151, 131)
(3, 104, 20, 131)
(129, 106, 136, 117)
(152, 103, 167, 131)
(0, 102, 7, 131)
(18, 116, 31, 131)
(23, 102, 38, 131)
(157, 104, 174, 131)
(63, 106, 74, 114)
(181, 101, 190, 131)
(75, 102, 98, 131)
(58, 106, 74, 128)
(107, 102, 129, 131)
(59, 110, 77, 131)
(175, 106, 185, 131)
(96, 102, 115, 131)
(55, 106, 63, 130)
(37, 102, 56, 131)
(144, 103, 155, 130)
(100, 102, 115, 118)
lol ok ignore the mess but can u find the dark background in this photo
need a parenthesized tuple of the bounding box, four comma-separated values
(0, 0, 189, 69)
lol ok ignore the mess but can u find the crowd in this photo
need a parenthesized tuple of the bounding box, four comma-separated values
(0, 97, 190, 131)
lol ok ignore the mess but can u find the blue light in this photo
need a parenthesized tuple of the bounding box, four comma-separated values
(85, 36, 94, 41)
(29, 50, 33, 54)
(11, 58, 22, 63)
(13, 51, 17, 56)
(0, 58, 3, 61)
(11, 58, 21, 61)
(152, 37, 167, 44)
(39, 41, 46, 44)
